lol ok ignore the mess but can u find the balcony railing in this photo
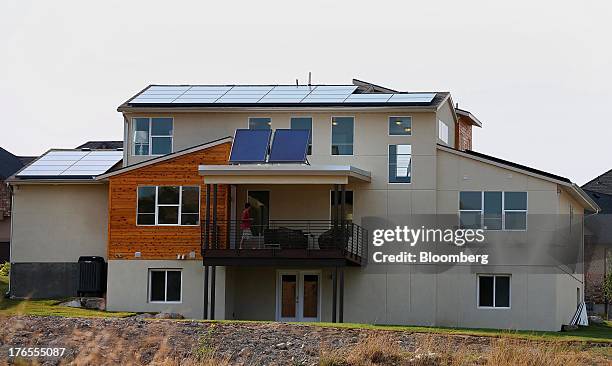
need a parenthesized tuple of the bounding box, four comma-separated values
(201, 220, 367, 265)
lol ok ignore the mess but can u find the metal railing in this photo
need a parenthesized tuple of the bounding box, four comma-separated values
(201, 219, 366, 259)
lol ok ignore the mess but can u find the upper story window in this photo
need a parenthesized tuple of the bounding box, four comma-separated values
(331, 117, 354, 155)
(290, 117, 313, 155)
(389, 144, 412, 183)
(389, 117, 412, 136)
(137, 186, 200, 226)
(249, 117, 271, 130)
(459, 191, 527, 230)
(133, 117, 173, 156)
(438, 120, 449, 144)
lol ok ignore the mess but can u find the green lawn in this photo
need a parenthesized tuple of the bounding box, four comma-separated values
(0, 275, 134, 318)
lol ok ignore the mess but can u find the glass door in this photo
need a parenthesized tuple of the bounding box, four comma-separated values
(277, 271, 320, 322)
(247, 190, 269, 236)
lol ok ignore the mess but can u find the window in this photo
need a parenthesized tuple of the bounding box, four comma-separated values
(291, 117, 313, 155)
(149, 270, 181, 303)
(389, 144, 412, 183)
(459, 191, 527, 230)
(137, 186, 200, 226)
(478, 275, 510, 308)
(330, 190, 354, 222)
(438, 120, 449, 144)
(331, 117, 354, 155)
(389, 116, 412, 136)
(133, 117, 173, 156)
(249, 117, 271, 130)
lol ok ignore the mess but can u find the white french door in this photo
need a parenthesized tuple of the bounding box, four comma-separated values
(276, 271, 321, 322)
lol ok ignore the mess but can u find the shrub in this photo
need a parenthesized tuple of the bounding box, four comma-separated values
(0, 262, 10, 277)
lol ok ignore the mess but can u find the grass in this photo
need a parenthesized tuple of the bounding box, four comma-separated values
(0, 275, 134, 318)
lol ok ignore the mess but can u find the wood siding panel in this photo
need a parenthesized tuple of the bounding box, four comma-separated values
(108, 143, 230, 260)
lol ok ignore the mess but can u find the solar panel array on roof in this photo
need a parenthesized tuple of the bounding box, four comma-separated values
(16, 150, 123, 178)
(128, 85, 436, 105)
(268, 129, 310, 163)
(228, 129, 272, 163)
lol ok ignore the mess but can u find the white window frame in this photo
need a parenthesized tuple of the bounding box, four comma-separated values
(330, 116, 355, 156)
(388, 144, 412, 184)
(148, 269, 183, 303)
(248, 117, 272, 130)
(458, 191, 528, 231)
(477, 274, 511, 309)
(132, 117, 174, 156)
(290, 116, 313, 155)
(137, 186, 200, 226)
(438, 120, 449, 144)
(388, 116, 412, 136)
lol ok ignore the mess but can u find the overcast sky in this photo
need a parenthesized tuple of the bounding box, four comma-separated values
(1, 1, 611, 184)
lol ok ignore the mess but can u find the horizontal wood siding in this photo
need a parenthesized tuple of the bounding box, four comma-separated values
(108, 143, 230, 260)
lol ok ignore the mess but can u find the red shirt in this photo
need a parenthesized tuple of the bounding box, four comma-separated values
(240, 208, 251, 229)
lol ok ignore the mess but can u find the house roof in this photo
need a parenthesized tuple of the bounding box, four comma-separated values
(582, 168, 612, 196)
(76, 141, 123, 150)
(455, 108, 483, 127)
(584, 190, 612, 214)
(0, 147, 27, 180)
(437, 144, 599, 212)
(118, 80, 450, 111)
(96, 136, 232, 180)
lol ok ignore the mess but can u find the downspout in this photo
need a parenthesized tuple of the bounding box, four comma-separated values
(7, 183, 14, 297)
(122, 115, 129, 168)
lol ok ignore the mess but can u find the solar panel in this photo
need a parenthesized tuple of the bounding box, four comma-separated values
(301, 85, 357, 103)
(216, 86, 273, 104)
(388, 93, 436, 103)
(16, 150, 123, 178)
(344, 94, 393, 103)
(268, 129, 310, 163)
(259, 85, 312, 103)
(228, 129, 272, 163)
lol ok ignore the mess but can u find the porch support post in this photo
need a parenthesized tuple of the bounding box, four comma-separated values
(212, 184, 218, 249)
(210, 265, 216, 320)
(203, 265, 209, 319)
(333, 184, 339, 229)
(341, 185, 346, 229)
(332, 267, 338, 323)
(204, 185, 211, 250)
(339, 267, 344, 323)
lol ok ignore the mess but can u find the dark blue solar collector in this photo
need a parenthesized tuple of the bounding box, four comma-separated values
(229, 129, 272, 163)
(268, 129, 310, 163)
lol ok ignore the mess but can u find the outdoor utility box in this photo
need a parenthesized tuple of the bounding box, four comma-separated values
(77, 256, 107, 297)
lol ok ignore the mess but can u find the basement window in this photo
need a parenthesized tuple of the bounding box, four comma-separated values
(149, 269, 182, 303)
(478, 274, 510, 308)
(137, 186, 200, 226)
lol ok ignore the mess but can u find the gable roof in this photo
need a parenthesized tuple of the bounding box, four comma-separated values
(582, 168, 612, 196)
(437, 144, 599, 212)
(0, 147, 26, 180)
(96, 136, 232, 180)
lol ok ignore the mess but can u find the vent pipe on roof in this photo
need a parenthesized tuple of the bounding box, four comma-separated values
(296, 78, 299, 86)
(308, 72, 312, 86)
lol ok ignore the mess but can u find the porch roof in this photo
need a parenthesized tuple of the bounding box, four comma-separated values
(198, 164, 371, 184)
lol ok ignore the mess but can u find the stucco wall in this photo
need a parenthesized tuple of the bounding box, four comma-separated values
(11, 184, 108, 262)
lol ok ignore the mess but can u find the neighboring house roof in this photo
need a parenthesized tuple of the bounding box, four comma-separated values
(582, 168, 612, 196)
(18, 156, 37, 166)
(118, 81, 450, 111)
(7, 149, 123, 184)
(584, 190, 612, 214)
(437, 144, 599, 212)
(96, 136, 233, 180)
(76, 141, 123, 150)
(0, 147, 27, 180)
(455, 108, 483, 127)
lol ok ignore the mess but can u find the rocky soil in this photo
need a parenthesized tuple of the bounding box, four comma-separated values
(0, 316, 607, 365)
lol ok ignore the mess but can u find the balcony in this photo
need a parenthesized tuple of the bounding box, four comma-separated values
(201, 220, 367, 266)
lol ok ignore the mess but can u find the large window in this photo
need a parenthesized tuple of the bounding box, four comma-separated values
(149, 269, 181, 303)
(137, 186, 200, 226)
(133, 117, 173, 156)
(331, 117, 354, 155)
(249, 117, 271, 130)
(291, 117, 313, 155)
(389, 144, 412, 183)
(478, 275, 510, 308)
(459, 191, 527, 230)
(389, 116, 412, 136)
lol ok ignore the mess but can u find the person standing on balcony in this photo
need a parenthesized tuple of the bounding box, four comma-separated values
(240, 202, 252, 248)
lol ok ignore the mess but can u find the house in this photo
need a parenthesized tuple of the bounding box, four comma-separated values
(7, 80, 598, 331)
(582, 170, 612, 315)
(0, 147, 35, 263)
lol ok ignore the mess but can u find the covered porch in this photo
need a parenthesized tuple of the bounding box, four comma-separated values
(199, 164, 371, 322)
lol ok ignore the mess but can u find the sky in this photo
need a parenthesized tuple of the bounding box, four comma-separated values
(1, 0, 611, 185)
